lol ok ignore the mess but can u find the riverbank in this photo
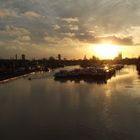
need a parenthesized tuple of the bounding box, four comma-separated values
(0, 70, 37, 83)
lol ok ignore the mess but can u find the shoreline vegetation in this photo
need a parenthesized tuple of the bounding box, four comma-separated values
(0, 57, 140, 83)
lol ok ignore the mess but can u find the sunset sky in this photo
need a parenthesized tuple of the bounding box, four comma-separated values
(0, 0, 140, 59)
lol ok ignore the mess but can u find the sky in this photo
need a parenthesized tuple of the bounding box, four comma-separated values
(0, 0, 140, 59)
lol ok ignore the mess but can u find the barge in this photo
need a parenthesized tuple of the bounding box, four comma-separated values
(54, 66, 119, 80)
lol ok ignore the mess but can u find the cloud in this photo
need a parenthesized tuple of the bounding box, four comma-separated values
(94, 36, 134, 45)
(0, 25, 31, 42)
(68, 24, 79, 31)
(0, 26, 30, 37)
(61, 17, 79, 23)
(5, 26, 30, 36)
(0, 9, 17, 18)
(125, 26, 140, 44)
(61, 32, 75, 37)
(74, 33, 134, 45)
(17, 35, 31, 42)
(44, 36, 60, 44)
(1, 0, 140, 58)
(53, 24, 61, 30)
(22, 11, 42, 19)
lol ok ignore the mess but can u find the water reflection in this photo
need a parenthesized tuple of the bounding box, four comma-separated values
(0, 65, 140, 140)
(136, 64, 140, 78)
(54, 77, 107, 84)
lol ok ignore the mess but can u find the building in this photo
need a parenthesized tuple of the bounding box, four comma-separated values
(15, 54, 17, 60)
(58, 54, 61, 61)
(118, 53, 122, 60)
(21, 54, 25, 60)
(115, 53, 122, 60)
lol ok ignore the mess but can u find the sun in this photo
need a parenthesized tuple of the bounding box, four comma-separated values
(93, 44, 120, 59)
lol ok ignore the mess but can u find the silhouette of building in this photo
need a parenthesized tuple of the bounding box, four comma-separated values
(83, 55, 87, 60)
(21, 54, 25, 60)
(15, 54, 17, 60)
(49, 56, 55, 60)
(115, 53, 122, 60)
(58, 54, 61, 61)
(118, 53, 122, 60)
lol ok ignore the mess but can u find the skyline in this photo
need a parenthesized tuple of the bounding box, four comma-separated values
(0, 0, 140, 59)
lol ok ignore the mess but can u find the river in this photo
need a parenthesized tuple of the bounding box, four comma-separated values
(0, 65, 140, 140)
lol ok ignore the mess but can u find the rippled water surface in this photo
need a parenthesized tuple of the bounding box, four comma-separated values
(0, 65, 140, 140)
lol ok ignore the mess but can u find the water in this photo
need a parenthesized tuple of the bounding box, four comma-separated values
(0, 65, 140, 140)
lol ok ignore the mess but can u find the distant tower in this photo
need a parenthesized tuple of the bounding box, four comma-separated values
(15, 54, 17, 60)
(115, 53, 122, 61)
(118, 53, 122, 60)
(21, 54, 25, 60)
(58, 54, 61, 61)
(83, 55, 87, 60)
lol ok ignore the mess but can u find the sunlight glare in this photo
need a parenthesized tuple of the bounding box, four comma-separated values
(93, 44, 120, 59)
